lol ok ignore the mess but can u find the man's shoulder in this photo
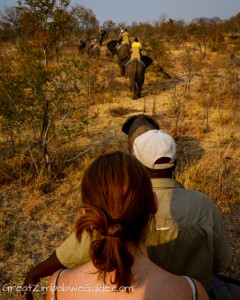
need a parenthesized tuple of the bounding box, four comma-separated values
(176, 184, 214, 206)
(183, 187, 211, 198)
(153, 178, 209, 194)
(152, 178, 214, 206)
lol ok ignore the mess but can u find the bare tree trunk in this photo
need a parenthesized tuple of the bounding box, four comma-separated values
(41, 100, 51, 173)
(43, 45, 48, 66)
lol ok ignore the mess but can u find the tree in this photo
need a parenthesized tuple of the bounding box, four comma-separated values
(0, 6, 22, 40)
(71, 4, 98, 39)
(223, 12, 240, 33)
(0, 51, 96, 174)
(0, 52, 55, 165)
(186, 18, 215, 58)
(153, 13, 167, 29)
(17, 0, 71, 64)
(102, 19, 115, 30)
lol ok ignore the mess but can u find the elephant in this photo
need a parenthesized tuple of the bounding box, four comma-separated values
(125, 59, 146, 99)
(77, 40, 100, 58)
(99, 30, 108, 46)
(124, 55, 153, 99)
(106, 39, 119, 56)
(122, 114, 160, 154)
(107, 40, 131, 75)
(117, 44, 131, 75)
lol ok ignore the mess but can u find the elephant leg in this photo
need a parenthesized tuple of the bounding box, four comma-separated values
(137, 83, 142, 98)
(121, 65, 125, 76)
(118, 60, 125, 76)
(132, 82, 138, 100)
(137, 74, 144, 98)
(129, 80, 137, 99)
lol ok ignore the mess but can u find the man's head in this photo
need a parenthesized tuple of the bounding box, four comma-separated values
(133, 129, 177, 173)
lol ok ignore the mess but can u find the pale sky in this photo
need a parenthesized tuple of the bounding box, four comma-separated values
(0, 0, 239, 25)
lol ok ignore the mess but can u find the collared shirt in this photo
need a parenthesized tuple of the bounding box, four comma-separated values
(56, 178, 232, 292)
(147, 178, 232, 292)
(121, 31, 130, 45)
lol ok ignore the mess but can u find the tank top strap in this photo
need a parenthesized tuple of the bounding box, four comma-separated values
(51, 268, 67, 300)
(182, 276, 198, 300)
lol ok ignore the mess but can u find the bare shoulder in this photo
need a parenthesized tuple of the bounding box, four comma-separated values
(177, 276, 209, 300)
(193, 279, 209, 300)
(46, 269, 64, 300)
(58, 262, 97, 285)
(148, 266, 209, 300)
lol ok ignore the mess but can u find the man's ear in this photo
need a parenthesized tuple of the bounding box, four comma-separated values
(152, 192, 158, 214)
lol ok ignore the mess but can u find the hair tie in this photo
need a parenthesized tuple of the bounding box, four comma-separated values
(105, 218, 125, 238)
(109, 218, 125, 226)
(105, 233, 119, 238)
(99, 230, 119, 238)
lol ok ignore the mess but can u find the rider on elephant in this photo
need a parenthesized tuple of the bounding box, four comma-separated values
(91, 39, 99, 48)
(130, 37, 142, 60)
(119, 27, 124, 39)
(120, 28, 131, 46)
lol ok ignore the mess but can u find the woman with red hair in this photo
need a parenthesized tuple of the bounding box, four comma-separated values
(46, 151, 208, 300)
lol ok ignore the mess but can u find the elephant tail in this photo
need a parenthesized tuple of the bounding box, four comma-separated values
(125, 58, 138, 78)
(134, 59, 138, 81)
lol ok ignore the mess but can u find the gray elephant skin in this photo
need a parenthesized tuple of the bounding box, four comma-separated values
(125, 59, 146, 99)
(107, 40, 131, 75)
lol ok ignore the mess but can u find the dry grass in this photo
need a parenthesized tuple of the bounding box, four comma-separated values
(0, 39, 240, 299)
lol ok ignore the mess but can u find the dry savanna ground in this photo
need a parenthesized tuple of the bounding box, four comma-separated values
(0, 37, 240, 299)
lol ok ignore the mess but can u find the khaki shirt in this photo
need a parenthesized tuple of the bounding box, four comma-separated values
(121, 31, 130, 45)
(147, 178, 232, 292)
(56, 178, 231, 292)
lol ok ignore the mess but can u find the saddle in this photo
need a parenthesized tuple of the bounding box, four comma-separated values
(125, 58, 145, 68)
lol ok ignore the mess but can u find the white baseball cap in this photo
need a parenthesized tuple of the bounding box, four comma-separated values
(133, 130, 177, 169)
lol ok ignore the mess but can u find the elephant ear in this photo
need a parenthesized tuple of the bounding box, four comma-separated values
(122, 114, 160, 135)
(144, 115, 160, 129)
(141, 55, 153, 68)
(107, 40, 118, 53)
(122, 115, 142, 134)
